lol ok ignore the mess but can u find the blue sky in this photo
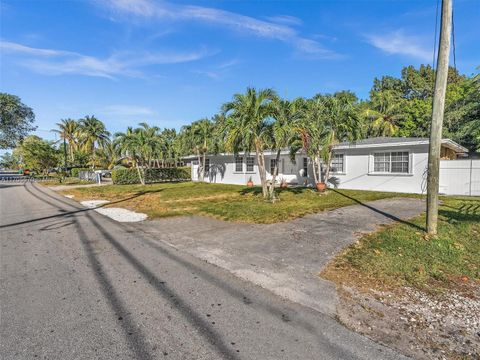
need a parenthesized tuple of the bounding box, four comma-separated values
(1, 0, 479, 144)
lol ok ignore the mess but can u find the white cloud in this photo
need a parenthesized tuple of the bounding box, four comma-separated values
(366, 31, 432, 61)
(265, 15, 302, 26)
(100, 105, 155, 116)
(1, 40, 213, 78)
(101, 0, 339, 59)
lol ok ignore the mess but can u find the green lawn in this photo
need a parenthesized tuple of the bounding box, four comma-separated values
(58, 181, 413, 223)
(322, 196, 480, 293)
(40, 177, 94, 186)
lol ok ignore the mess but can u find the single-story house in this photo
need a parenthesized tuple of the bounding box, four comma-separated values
(184, 137, 476, 195)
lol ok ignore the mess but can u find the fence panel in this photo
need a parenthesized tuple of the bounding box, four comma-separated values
(439, 159, 480, 196)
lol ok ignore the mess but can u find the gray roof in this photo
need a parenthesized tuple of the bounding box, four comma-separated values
(337, 137, 428, 147)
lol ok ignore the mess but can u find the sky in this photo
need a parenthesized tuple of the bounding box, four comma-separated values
(1, 0, 479, 146)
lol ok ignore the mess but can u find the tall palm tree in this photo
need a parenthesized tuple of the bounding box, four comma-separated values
(320, 94, 360, 185)
(293, 97, 325, 184)
(268, 97, 301, 199)
(222, 87, 277, 198)
(53, 118, 79, 163)
(364, 91, 404, 137)
(79, 115, 110, 169)
(115, 126, 147, 185)
(188, 118, 215, 181)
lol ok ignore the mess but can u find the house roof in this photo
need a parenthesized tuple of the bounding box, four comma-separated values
(334, 137, 468, 153)
(182, 137, 468, 159)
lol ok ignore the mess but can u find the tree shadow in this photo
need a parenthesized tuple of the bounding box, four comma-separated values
(331, 189, 426, 232)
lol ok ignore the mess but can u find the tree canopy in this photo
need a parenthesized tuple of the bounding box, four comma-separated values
(0, 93, 36, 149)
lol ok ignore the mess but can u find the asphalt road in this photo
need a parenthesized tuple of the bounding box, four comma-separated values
(0, 182, 407, 360)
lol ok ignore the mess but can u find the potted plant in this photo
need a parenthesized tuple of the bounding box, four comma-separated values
(316, 182, 327, 192)
(280, 178, 288, 189)
(247, 176, 254, 187)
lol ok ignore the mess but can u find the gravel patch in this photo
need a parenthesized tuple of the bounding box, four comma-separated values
(81, 200, 110, 208)
(335, 285, 480, 359)
(80, 200, 147, 222)
(64, 194, 75, 199)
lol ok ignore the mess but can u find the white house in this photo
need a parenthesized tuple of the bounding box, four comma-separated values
(184, 137, 479, 195)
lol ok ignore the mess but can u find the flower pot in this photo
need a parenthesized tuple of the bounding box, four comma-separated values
(280, 182, 288, 189)
(316, 182, 327, 192)
(247, 180, 254, 187)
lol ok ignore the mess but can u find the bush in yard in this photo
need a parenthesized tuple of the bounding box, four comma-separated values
(111, 167, 191, 185)
(71, 167, 90, 177)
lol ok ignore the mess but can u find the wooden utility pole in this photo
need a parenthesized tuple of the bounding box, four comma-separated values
(426, 0, 452, 235)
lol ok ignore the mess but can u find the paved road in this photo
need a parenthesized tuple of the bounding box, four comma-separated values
(0, 182, 407, 360)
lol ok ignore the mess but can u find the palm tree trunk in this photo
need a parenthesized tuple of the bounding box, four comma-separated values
(197, 152, 204, 182)
(255, 144, 268, 198)
(324, 148, 333, 186)
(268, 149, 282, 200)
(311, 155, 319, 184)
(136, 162, 145, 185)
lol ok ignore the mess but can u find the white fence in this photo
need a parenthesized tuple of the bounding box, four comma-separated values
(440, 159, 480, 196)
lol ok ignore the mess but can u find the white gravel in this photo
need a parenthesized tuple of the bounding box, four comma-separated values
(64, 194, 75, 199)
(80, 200, 147, 222)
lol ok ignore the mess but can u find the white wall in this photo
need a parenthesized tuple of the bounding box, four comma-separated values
(331, 144, 429, 194)
(192, 153, 315, 186)
(439, 159, 480, 196)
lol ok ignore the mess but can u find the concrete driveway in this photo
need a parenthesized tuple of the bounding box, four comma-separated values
(133, 197, 425, 316)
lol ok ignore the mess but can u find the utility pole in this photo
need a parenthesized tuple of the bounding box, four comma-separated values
(426, 0, 452, 235)
(63, 137, 68, 170)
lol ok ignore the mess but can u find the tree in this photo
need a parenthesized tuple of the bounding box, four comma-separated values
(221, 87, 277, 198)
(320, 93, 360, 185)
(53, 119, 79, 163)
(78, 116, 110, 169)
(293, 97, 325, 185)
(268, 97, 301, 199)
(0, 151, 21, 169)
(363, 91, 404, 137)
(0, 93, 36, 149)
(15, 136, 59, 174)
(181, 119, 215, 182)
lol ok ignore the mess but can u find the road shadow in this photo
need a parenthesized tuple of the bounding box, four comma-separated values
(25, 178, 349, 358)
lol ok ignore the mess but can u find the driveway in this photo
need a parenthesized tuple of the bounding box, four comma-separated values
(0, 182, 409, 359)
(133, 197, 425, 316)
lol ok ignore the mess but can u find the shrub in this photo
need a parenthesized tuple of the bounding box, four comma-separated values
(111, 167, 191, 185)
(71, 167, 90, 177)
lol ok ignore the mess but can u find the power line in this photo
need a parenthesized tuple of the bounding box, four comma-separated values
(452, 8, 457, 72)
(432, 0, 440, 70)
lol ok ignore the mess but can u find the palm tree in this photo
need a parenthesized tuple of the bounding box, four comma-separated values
(320, 94, 360, 185)
(364, 91, 404, 137)
(221, 87, 277, 198)
(292, 97, 325, 184)
(115, 126, 147, 185)
(78, 115, 110, 169)
(268, 97, 301, 199)
(186, 118, 215, 181)
(53, 118, 79, 163)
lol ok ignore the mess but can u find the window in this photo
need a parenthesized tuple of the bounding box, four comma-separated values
(246, 157, 255, 172)
(373, 152, 409, 173)
(331, 154, 344, 173)
(204, 158, 210, 173)
(303, 157, 308, 177)
(235, 156, 243, 172)
(270, 159, 278, 175)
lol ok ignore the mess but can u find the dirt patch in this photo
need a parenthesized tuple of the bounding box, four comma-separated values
(327, 281, 480, 359)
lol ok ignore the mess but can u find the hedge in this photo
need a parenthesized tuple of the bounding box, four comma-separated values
(111, 167, 191, 185)
(71, 168, 90, 177)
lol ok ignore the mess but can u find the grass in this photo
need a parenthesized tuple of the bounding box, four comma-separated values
(58, 181, 414, 223)
(40, 177, 94, 186)
(322, 196, 480, 294)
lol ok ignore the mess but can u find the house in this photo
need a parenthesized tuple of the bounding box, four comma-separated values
(184, 137, 478, 195)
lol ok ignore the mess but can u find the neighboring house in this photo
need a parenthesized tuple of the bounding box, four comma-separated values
(184, 137, 479, 195)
